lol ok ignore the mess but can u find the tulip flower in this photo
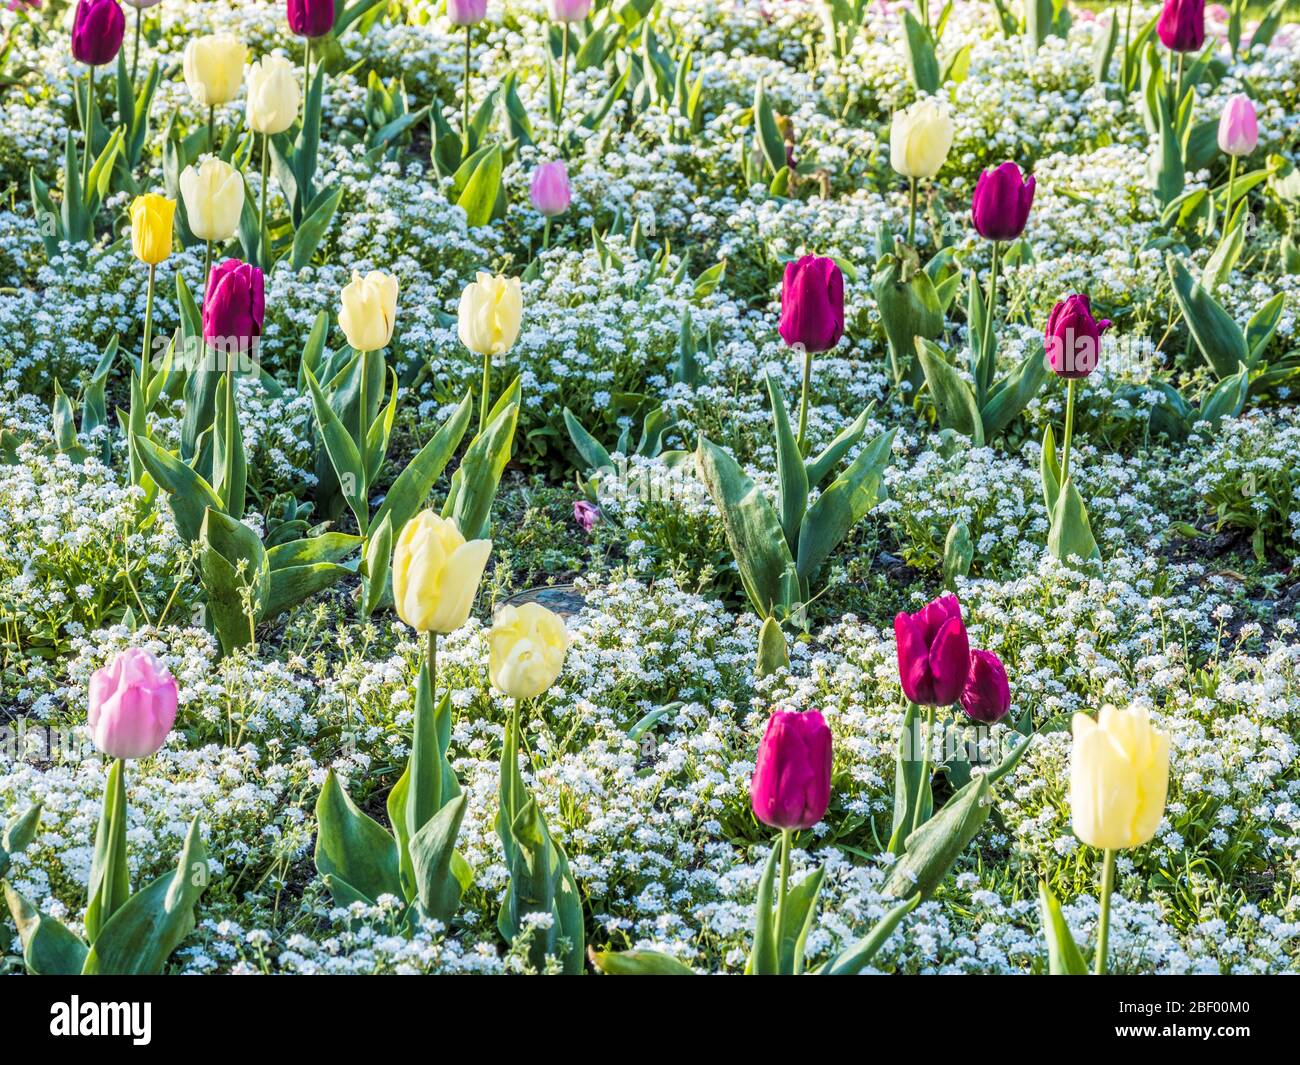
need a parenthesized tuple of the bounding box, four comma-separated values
(530, 160, 571, 224)
(890, 99, 954, 243)
(959, 649, 1010, 724)
(287, 0, 335, 38)
(71, 0, 124, 67)
(88, 647, 177, 760)
(778, 255, 844, 453)
(338, 270, 399, 352)
(1069, 705, 1169, 973)
(1218, 94, 1258, 235)
(180, 160, 244, 297)
(447, 0, 486, 24)
(203, 259, 265, 366)
(894, 594, 969, 708)
(489, 603, 570, 701)
(246, 54, 300, 267)
(549, 0, 591, 20)
(182, 34, 247, 112)
(1157, 0, 1205, 53)
(971, 162, 1034, 372)
(458, 271, 523, 433)
(392, 510, 492, 636)
(129, 193, 173, 266)
(1044, 294, 1110, 485)
(750, 709, 833, 832)
(573, 499, 599, 532)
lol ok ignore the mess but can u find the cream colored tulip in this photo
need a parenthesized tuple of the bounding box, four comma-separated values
(457, 272, 523, 356)
(179, 158, 244, 242)
(245, 54, 300, 136)
(182, 34, 247, 109)
(489, 603, 569, 700)
(392, 511, 491, 634)
(889, 99, 954, 180)
(1070, 705, 1170, 851)
(339, 271, 399, 352)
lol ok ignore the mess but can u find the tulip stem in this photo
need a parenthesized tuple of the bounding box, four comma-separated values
(202, 240, 212, 307)
(141, 262, 156, 399)
(1175, 52, 1185, 107)
(1121, 0, 1134, 89)
(557, 22, 571, 138)
(913, 704, 935, 834)
(82, 66, 94, 201)
(132, 6, 142, 85)
(774, 826, 792, 970)
(795, 343, 813, 455)
(479, 350, 492, 437)
(542, 217, 551, 251)
(426, 630, 437, 719)
(87, 757, 130, 944)
(1095, 847, 1116, 975)
(980, 240, 1000, 379)
(1060, 377, 1077, 484)
(462, 25, 472, 156)
(1224, 154, 1239, 237)
(907, 177, 918, 245)
(208, 105, 215, 155)
(304, 39, 311, 126)
(259, 132, 270, 270)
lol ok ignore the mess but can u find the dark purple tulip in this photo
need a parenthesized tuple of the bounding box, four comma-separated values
(1157, 0, 1205, 53)
(778, 255, 844, 354)
(959, 649, 1011, 724)
(895, 594, 970, 707)
(750, 709, 833, 831)
(71, 0, 125, 66)
(287, 0, 336, 38)
(204, 259, 265, 352)
(971, 162, 1035, 242)
(1045, 294, 1111, 379)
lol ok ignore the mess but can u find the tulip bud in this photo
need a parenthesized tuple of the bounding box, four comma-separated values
(890, 99, 954, 180)
(338, 270, 399, 352)
(246, 54, 300, 136)
(447, 0, 487, 25)
(778, 255, 844, 354)
(549, 0, 592, 20)
(203, 259, 265, 356)
(180, 158, 244, 242)
(458, 271, 523, 356)
(971, 162, 1035, 242)
(287, 0, 335, 38)
(489, 603, 570, 700)
(71, 0, 125, 66)
(1070, 705, 1170, 850)
(750, 709, 833, 831)
(129, 193, 174, 265)
(1044, 294, 1111, 379)
(894, 593, 970, 706)
(529, 161, 571, 217)
(1217, 93, 1258, 158)
(573, 499, 599, 531)
(392, 510, 492, 634)
(182, 34, 247, 108)
(1156, 0, 1205, 53)
(959, 649, 1011, 724)
(88, 648, 178, 760)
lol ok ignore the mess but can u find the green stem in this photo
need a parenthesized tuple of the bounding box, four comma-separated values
(1224, 154, 1239, 237)
(1121, 0, 1134, 88)
(208, 104, 215, 155)
(1175, 51, 1185, 108)
(558, 21, 570, 137)
(82, 65, 94, 199)
(795, 343, 814, 455)
(141, 262, 156, 398)
(542, 217, 551, 251)
(86, 757, 130, 944)
(1095, 848, 1116, 975)
(479, 348, 492, 437)
(131, 6, 141, 85)
(426, 629, 437, 713)
(1061, 376, 1077, 484)
(980, 240, 1000, 390)
(907, 176, 918, 245)
(774, 826, 792, 971)
(912, 703, 935, 834)
(303, 37, 311, 125)
(259, 132, 270, 269)
(462, 25, 472, 154)
(202, 239, 212, 306)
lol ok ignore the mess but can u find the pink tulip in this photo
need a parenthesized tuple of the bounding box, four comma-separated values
(971, 162, 1035, 242)
(750, 709, 832, 831)
(894, 594, 970, 706)
(530, 161, 571, 217)
(1045, 294, 1111, 380)
(959, 649, 1011, 724)
(1218, 94, 1258, 157)
(778, 255, 844, 354)
(573, 499, 599, 531)
(447, 0, 486, 25)
(88, 648, 178, 759)
(549, 0, 592, 20)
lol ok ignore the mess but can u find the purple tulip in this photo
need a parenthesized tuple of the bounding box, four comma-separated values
(71, 0, 125, 66)
(895, 594, 970, 706)
(204, 259, 265, 355)
(971, 162, 1035, 242)
(287, 0, 335, 38)
(530, 161, 571, 217)
(88, 648, 178, 759)
(778, 255, 844, 354)
(447, 0, 487, 25)
(1218, 94, 1258, 157)
(1044, 294, 1111, 379)
(1157, 0, 1205, 53)
(959, 649, 1011, 724)
(573, 499, 600, 532)
(750, 709, 833, 831)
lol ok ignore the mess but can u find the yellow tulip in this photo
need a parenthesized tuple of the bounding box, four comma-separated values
(457, 272, 523, 356)
(129, 194, 175, 265)
(1069, 705, 1169, 851)
(488, 603, 569, 700)
(889, 99, 954, 180)
(392, 511, 491, 634)
(339, 270, 399, 352)
(182, 34, 248, 109)
(246, 54, 300, 136)
(179, 158, 244, 243)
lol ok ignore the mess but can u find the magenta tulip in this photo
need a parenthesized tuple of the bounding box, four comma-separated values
(971, 162, 1035, 242)
(88, 648, 178, 759)
(203, 259, 265, 353)
(778, 255, 844, 353)
(573, 499, 599, 531)
(71, 0, 125, 66)
(895, 594, 970, 706)
(1157, 0, 1205, 52)
(530, 161, 571, 217)
(750, 709, 833, 831)
(1044, 294, 1111, 379)
(287, 0, 335, 38)
(1218, 94, 1258, 157)
(447, 0, 487, 25)
(959, 649, 1011, 724)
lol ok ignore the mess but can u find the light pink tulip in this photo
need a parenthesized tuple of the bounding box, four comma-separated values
(549, 0, 592, 20)
(1218, 93, 1258, 157)
(88, 648, 178, 759)
(447, 0, 486, 26)
(530, 161, 571, 217)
